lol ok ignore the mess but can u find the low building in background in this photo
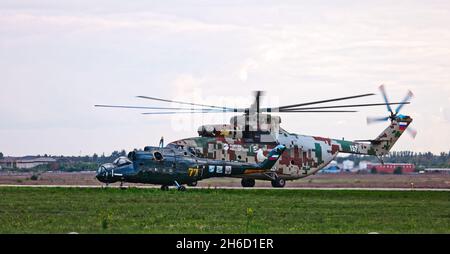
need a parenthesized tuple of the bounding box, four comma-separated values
(359, 160, 370, 170)
(367, 163, 415, 174)
(0, 157, 17, 169)
(16, 158, 57, 169)
(0, 157, 57, 169)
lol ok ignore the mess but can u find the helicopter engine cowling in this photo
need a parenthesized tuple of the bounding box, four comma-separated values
(198, 124, 234, 137)
(230, 114, 281, 133)
(128, 151, 136, 161)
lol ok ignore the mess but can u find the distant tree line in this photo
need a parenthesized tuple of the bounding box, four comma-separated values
(337, 151, 450, 168)
(0, 150, 128, 172)
(54, 150, 127, 164)
(2, 150, 450, 172)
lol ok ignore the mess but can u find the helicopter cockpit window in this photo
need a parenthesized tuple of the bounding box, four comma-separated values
(113, 156, 132, 166)
(153, 151, 164, 161)
(187, 147, 196, 156)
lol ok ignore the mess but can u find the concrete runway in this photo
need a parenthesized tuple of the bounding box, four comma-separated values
(0, 184, 449, 191)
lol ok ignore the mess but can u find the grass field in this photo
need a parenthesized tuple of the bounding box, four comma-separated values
(0, 187, 449, 233)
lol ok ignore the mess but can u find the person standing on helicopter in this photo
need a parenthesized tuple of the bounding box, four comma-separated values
(159, 136, 164, 148)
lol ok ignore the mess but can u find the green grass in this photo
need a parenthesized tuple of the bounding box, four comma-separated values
(0, 187, 449, 233)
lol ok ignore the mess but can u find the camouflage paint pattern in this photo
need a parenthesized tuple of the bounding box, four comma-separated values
(169, 115, 413, 181)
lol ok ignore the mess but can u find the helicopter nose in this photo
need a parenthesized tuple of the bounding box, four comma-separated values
(96, 165, 107, 182)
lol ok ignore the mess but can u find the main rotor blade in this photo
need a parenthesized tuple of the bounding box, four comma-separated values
(379, 85, 393, 114)
(395, 90, 414, 114)
(141, 110, 236, 115)
(267, 93, 375, 111)
(367, 116, 390, 124)
(94, 104, 227, 111)
(136, 95, 238, 111)
(280, 102, 410, 111)
(277, 110, 358, 113)
(141, 110, 358, 114)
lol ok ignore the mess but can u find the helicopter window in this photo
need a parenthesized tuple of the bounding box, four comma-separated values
(187, 147, 198, 156)
(153, 151, 164, 161)
(113, 157, 132, 166)
(102, 163, 115, 170)
(171, 144, 184, 150)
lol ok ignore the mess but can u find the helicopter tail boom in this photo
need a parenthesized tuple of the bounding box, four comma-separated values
(366, 115, 413, 156)
(332, 116, 413, 157)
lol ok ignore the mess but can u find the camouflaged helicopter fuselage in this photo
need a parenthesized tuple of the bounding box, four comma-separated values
(169, 116, 413, 181)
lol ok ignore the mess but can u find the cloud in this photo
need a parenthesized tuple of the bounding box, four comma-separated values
(0, 11, 245, 37)
(1, 1, 450, 155)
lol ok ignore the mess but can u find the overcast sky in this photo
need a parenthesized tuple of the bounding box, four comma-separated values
(1, 0, 449, 156)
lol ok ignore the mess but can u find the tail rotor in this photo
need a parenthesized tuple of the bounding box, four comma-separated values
(394, 90, 414, 115)
(367, 85, 416, 138)
(379, 84, 394, 115)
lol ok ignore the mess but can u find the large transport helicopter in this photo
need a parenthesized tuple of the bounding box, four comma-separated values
(96, 85, 416, 188)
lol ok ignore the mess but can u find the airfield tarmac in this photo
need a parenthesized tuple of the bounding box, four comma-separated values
(0, 171, 449, 190)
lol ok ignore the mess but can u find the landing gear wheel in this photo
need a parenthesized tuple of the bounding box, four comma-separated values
(160, 185, 169, 191)
(271, 178, 286, 188)
(187, 181, 198, 187)
(177, 185, 187, 191)
(241, 178, 255, 188)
